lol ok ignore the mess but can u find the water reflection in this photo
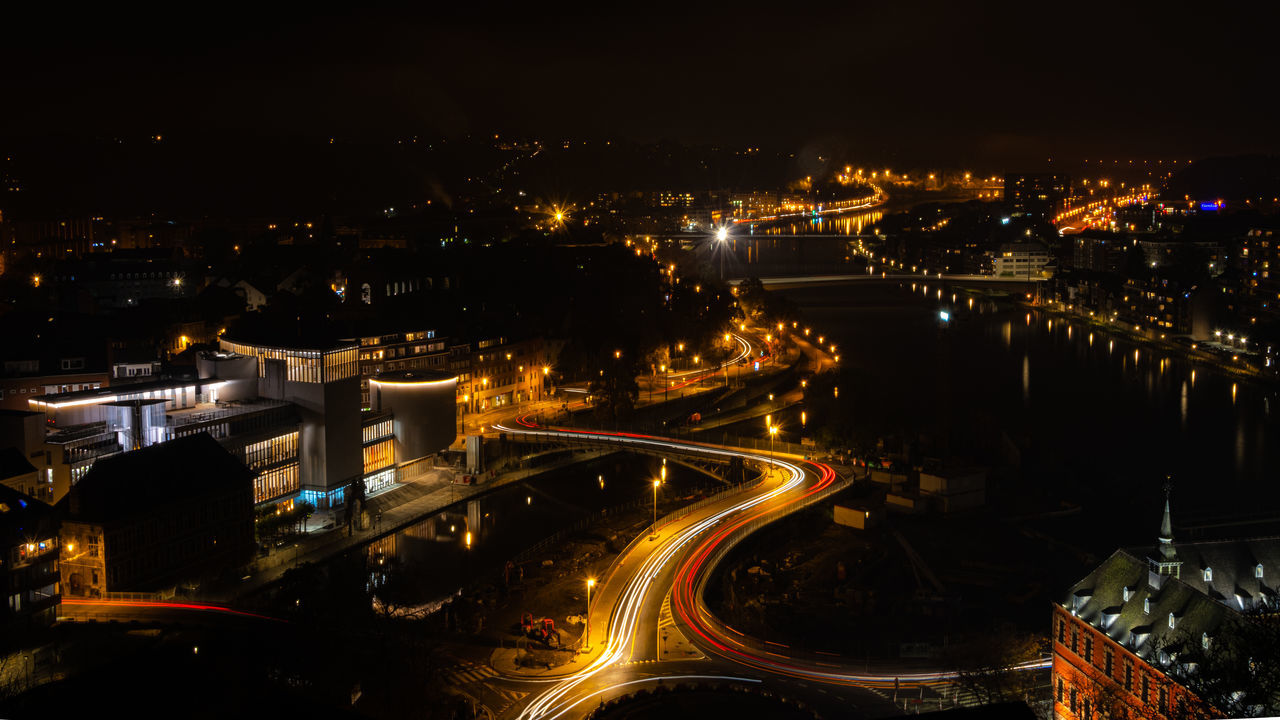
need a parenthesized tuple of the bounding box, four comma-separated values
(1022, 355, 1030, 404)
(774, 282, 1280, 532)
(359, 457, 711, 606)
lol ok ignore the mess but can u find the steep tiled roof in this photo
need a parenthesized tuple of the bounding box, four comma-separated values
(1063, 538, 1280, 664)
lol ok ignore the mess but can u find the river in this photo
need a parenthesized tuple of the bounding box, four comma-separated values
(361, 454, 711, 604)
(777, 282, 1280, 551)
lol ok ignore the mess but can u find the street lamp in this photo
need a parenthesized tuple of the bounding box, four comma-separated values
(650, 479, 661, 539)
(769, 425, 778, 469)
(585, 578, 596, 651)
(716, 226, 729, 280)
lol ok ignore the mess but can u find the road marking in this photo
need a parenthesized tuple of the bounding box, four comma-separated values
(658, 594, 676, 629)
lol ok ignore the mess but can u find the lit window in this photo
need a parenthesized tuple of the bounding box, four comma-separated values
(1204, 567, 1212, 582)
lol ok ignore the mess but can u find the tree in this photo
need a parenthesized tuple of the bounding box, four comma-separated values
(345, 477, 367, 534)
(942, 624, 1045, 706)
(1154, 609, 1280, 719)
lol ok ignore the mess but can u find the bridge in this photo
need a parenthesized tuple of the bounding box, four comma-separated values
(741, 272, 1045, 290)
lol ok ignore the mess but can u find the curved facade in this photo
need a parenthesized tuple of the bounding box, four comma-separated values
(370, 371, 457, 464)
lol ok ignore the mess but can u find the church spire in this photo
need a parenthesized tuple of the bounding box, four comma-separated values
(1154, 478, 1181, 576)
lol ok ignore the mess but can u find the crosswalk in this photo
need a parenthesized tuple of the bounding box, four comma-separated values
(444, 659, 497, 686)
(658, 594, 676, 629)
(924, 681, 984, 709)
(443, 658, 528, 711)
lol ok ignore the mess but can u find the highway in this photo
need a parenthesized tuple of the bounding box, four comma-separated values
(482, 328, 1048, 718)
(488, 422, 847, 719)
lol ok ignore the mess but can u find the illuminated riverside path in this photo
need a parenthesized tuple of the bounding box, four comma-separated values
(489, 420, 1047, 720)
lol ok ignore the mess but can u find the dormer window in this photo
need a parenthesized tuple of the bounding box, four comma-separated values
(1204, 567, 1213, 582)
(1257, 564, 1265, 580)
(1169, 613, 1176, 629)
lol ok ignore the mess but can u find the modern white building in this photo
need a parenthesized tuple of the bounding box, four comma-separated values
(994, 242, 1054, 278)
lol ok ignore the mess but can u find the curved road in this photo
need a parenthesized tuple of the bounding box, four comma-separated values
(485, 416, 1049, 719)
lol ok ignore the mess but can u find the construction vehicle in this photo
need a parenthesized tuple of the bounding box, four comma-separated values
(519, 612, 562, 647)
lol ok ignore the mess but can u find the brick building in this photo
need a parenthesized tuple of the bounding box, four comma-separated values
(1052, 493, 1280, 719)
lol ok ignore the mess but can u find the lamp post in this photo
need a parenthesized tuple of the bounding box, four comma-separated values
(585, 578, 596, 651)
(769, 425, 778, 470)
(650, 479, 660, 539)
(716, 226, 728, 280)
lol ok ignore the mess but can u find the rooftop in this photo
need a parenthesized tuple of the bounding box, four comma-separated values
(0, 447, 37, 482)
(29, 377, 225, 408)
(1064, 536, 1280, 664)
(66, 433, 254, 522)
(369, 370, 457, 385)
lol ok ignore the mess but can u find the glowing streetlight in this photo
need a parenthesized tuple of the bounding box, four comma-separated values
(768, 425, 779, 469)
(585, 578, 596, 651)
(650, 479, 661, 539)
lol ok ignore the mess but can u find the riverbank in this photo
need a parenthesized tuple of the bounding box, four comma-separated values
(1027, 298, 1274, 386)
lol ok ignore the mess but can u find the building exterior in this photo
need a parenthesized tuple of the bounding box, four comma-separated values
(918, 466, 986, 513)
(994, 242, 1054, 278)
(44, 248, 193, 308)
(217, 337, 362, 509)
(1070, 232, 1126, 273)
(0, 447, 41, 499)
(1239, 224, 1280, 319)
(59, 433, 255, 597)
(0, 363, 107, 412)
(369, 370, 457, 478)
(349, 328, 450, 410)
(1004, 173, 1071, 219)
(1052, 495, 1279, 720)
(458, 336, 556, 416)
(0, 485, 59, 629)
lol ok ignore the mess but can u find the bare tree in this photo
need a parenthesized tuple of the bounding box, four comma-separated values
(942, 624, 1046, 705)
(1153, 608, 1280, 719)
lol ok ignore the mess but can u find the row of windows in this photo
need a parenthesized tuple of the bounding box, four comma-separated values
(363, 439, 394, 474)
(257, 464, 300, 504)
(363, 419, 392, 444)
(222, 342, 359, 384)
(1058, 614, 1175, 716)
(244, 431, 299, 470)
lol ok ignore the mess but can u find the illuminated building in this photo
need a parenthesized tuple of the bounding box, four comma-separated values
(59, 433, 254, 598)
(214, 337, 361, 510)
(1004, 173, 1071, 220)
(994, 242, 1054, 278)
(0, 355, 107, 412)
(42, 248, 192, 308)
(0, 484, 59, 629)
(458, 336, 557, 415)
(1052, 494, 1280, 720)
(350, 328, 450, 410)
(369, 370, 457, 481)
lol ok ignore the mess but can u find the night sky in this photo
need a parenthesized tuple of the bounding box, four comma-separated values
(5, 5, 1279, 165)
